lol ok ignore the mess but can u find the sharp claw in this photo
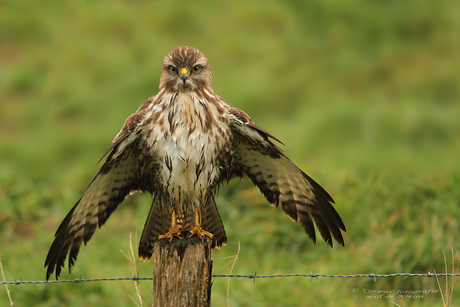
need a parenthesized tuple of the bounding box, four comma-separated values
(187, 225, 214, 241)
(157, 224, 183, 242)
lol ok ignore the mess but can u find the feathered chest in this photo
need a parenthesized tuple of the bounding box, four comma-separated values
(144, 93, 232, 193)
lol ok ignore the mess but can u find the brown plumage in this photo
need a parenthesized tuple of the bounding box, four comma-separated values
(45, 46, 346, 280)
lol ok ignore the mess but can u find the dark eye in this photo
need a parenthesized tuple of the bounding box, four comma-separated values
(193, 65, 202, 73)
(168, 65, 177, 74)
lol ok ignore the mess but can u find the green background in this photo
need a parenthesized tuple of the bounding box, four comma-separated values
(1, 0, 459, 306)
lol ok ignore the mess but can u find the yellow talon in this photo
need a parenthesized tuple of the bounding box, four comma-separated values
(157, 209, 183, 241)
(187, 224, 214, 240)
(157, 224, 183, 241)
(187, 210, 214, 240)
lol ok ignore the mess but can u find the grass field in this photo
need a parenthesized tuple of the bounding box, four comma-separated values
(1, 0, 460, 306)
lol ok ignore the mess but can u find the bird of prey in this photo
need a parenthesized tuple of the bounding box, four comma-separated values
(45, 46, 346, 280)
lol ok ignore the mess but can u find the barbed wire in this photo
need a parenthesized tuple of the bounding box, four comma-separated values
(1, 272, 459, 286)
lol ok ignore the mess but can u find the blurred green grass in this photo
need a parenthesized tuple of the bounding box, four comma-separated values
(1, 0, 460, 306)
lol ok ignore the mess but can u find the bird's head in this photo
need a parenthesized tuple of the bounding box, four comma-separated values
(160, 46, 213, 93)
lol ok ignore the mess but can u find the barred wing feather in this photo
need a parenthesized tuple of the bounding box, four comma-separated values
(44, 134, 141, 280)
(228, 108, 346, 247)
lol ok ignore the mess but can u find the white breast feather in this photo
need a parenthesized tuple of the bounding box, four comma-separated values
(147, 93, 227, 199)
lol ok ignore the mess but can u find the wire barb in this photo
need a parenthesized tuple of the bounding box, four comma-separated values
(249, 272, 257, 284)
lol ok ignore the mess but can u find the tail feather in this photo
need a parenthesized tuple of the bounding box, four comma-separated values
(201, 193, 227, 248)
(138, 193, 227, 260)
(138, 195, 171, 260)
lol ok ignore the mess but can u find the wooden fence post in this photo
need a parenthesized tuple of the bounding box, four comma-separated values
(152, 237, 213, 307)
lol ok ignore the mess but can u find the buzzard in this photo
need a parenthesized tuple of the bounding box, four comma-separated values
(45, 46, 346, 280)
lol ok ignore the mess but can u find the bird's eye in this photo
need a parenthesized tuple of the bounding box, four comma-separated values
(168, 66, 177, 74)
(193, 65, 202, 74)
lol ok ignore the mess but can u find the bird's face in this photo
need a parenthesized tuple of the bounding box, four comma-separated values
(165, 64, 205, 92)
(160, 46, 213, 93)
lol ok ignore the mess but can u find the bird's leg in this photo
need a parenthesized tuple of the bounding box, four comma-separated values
(187, 210, 214, 241)
(157, 208, 183, 242)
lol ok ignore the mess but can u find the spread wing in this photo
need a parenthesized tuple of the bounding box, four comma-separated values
(228, 107, 346, 246)
(45, 100, 154, 280)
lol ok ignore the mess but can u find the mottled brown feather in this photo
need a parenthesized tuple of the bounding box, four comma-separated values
(227, 107, 346, 247)
(45, 139, 143, 279)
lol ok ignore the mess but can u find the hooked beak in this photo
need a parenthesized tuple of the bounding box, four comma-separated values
(180, 68, 189, 83)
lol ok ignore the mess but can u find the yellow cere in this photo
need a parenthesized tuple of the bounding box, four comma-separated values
(180, 68, 189, 76)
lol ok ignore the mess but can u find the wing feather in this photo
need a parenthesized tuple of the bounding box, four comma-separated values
(45, 98, 156, 280)
(228, 107, 346, 246)
(45, 137, 141, 279)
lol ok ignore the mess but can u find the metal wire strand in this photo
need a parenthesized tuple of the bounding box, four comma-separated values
(1, 272, 459, 286)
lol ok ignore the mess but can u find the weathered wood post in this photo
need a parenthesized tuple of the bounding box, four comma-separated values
(152, 237, 213, 306)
